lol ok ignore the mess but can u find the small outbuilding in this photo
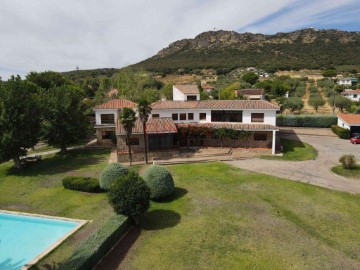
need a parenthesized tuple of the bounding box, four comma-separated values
(337, 113, 360, 136)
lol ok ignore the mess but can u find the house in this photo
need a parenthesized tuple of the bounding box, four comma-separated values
(94, 84, 280, 162)
(94, 99, 137, 144)
(337, 78, 358, 86)
(201, 84, 215, 93)
(173, 84, 200, 101)
(337, 114, 360, 136)
(234, 89, 265, 100)
(340, 89, 360, 101)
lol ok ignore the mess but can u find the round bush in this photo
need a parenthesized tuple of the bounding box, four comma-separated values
(62, 176, 103, 193)
(99, 163, 129, 190)
(108, 171, 150, 223)
(143, 165, 175, 200)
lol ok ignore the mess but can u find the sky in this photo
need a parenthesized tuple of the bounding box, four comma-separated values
(1, 0, 360, 80)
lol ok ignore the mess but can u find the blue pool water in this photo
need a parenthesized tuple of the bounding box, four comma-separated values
(0, 212, 79, 270)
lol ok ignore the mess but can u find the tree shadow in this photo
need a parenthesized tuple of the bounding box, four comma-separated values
(139, 209, 181, 231)
(5, 148, 109, 177)
(153, 187, 188, 203)
(88, 226, 140, 270)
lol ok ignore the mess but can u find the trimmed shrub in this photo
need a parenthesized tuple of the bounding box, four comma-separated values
(143, 165, 175, 200)
(99, 163, 129, 190)
(331, 125, 351, 139)
(277, 115, 337, 128)
(108, 171, 150, 224)
(339, 154, 356, 169)
(61, 215, 130, 270)
(62, 176, 103, 193)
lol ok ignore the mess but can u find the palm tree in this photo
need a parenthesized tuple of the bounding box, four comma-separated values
(119, 108, 137, 165)
(137, 99, 152, 163)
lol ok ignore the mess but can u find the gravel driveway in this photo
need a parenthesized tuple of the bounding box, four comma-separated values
(226, 134, 360, 194)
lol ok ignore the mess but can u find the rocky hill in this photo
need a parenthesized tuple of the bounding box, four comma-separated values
(133, 28, 360, 73)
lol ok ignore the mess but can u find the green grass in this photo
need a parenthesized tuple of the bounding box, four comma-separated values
(331, 165, 360, 179)
(262, 138, 318, 161)
(0, 148, 116, 268)
(117, 162, 360, 270)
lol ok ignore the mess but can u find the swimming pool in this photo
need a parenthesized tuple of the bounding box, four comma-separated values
(0, 211, 86, 270)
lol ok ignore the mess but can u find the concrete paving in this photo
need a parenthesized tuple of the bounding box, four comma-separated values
(226, 134, 360, 194)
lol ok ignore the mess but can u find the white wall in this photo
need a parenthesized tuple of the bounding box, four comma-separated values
(151, 109, 277, 125)
(337, 118, 350, 129)
(243, 110, 276, 125)
(173, 86, 200, 101)
(95, 109, 118, 126)
(173, 87, 186, 101)
(338, 80, 352, 86)
(342, 93, 360, 101)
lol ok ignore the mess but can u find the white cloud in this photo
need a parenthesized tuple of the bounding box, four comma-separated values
(0, 0, 358, 79)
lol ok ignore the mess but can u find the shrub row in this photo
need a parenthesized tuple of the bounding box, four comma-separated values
(331, 125, 351, 139)
(277, 115, 337, 127)
(62, 176, 104, 193)
(61, 215, 131, 270)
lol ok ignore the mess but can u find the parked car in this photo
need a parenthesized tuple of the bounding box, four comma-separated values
(350, 135, 360, 144)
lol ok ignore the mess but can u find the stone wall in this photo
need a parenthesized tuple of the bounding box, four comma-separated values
(96, 127, 116, 145)
(117, 150, 178, 163)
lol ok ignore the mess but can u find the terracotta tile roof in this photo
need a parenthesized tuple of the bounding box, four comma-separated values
(341, 89, 360, 95)
(174, 84, 200, 94)
(176, 122, 279, 131)
(235, 88, 264, 95)
(338, 113, 360, 125)
(95, 99, 137, 109)
(151, 101, 199, 110)
(151, 100, 279, 110)
(116, 118, 177, 135)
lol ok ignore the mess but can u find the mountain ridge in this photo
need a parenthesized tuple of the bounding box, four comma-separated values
(133, 28, 360, 73)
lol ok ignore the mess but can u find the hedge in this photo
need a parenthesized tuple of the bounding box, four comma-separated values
(331, 125, 351, 139)
(62, 176, 104, 193)
(277, 115, 337, 128)
(61, 215, 131, 270)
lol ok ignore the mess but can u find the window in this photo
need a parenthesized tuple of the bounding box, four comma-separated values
(180, 113, 187, 120)
(354, 94, 358, 98)
(152, 114, 159, 118)
(126, 137, 139, 145)
(187, 95, 197, 101)
(188, 113, 194, 120)
(254, 133, 267, 141)
(211, 110, 242, 122)
(100, 114, 115, 124)
(172, 113, 178, 121)
(251, 113, 264, 123)
(199, 113, 206, 120)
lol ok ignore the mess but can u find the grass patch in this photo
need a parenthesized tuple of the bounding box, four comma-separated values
(331, 165, 360, 179)
(262, 138, 318, 160)
(0, 148, 116, 268)
(116, 162, 360, 270)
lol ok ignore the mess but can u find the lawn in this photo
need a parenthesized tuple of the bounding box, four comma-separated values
(262, 138, 318, 161)
(332, 165, 360, 179)
(111, 162, 360, 270)
(0, 148, 116, 268)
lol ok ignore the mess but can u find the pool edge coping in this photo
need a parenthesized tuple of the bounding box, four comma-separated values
(0, 210, 88, 270)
